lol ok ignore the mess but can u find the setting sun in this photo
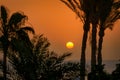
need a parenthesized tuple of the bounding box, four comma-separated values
(66, 41, 74, 49)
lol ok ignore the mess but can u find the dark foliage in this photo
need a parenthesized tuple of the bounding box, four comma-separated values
(8, 35, 80, 80)
(88, 65, 110, 80)
(111, 63, 120, 80)
(0, 5, 35, 80)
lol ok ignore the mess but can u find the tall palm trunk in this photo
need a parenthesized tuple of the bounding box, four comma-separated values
(1, 6, 8, 80)
(1, 35, 8, 80)
(97, 0, 114, 66)
(3, 46, 7, 80)
(98, 26, 105, 66)
(80, 16, 90, 80)
(2, 25, 8, 80)
(91, 23, 97, 72)
(90, 1, 98, 72)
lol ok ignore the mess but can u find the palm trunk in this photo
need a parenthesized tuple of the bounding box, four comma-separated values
(2, 36, 8, 80)
(80, 18, 90, 80)
(1, 34, 9, 80)
(3, 46, 7, 80)
(98, 26, 105, 66)
(91, 23, 97, 72)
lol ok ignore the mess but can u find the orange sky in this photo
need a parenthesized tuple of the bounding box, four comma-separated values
(0, 0, 120, 61)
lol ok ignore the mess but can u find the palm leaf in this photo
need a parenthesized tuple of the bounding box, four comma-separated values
(113, 0, 120, 9)
(8, 12, 26, 30)
(20, 26, 35, 34)
(60, 0, 84, 23)
(56, 53, 72, 64)
(104, 10, 120, 29)
(1, 5, 8, 24)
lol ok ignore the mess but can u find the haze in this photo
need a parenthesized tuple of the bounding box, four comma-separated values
(0, 0, 120, 61)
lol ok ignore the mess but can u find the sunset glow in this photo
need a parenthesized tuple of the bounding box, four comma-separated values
(1, 1, 120, 80)
(0, 0, 120, 60)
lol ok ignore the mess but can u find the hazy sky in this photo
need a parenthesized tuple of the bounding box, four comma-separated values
(0, 0, 120, 61)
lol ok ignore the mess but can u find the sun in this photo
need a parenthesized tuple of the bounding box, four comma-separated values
(66, 41, 74, 49)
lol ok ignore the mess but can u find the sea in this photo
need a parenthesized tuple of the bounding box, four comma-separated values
(86, 60, 120, 74)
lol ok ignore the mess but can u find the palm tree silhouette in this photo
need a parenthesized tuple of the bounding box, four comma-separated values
(8, 35, 80, 80)
(90, 0, 99, 72)
(0, 6, 11, 80)
(60, 0, 98, 80)
(97, 0, 120, 66)
(0, 5, 35, 80)
(32, 35, 80, 80)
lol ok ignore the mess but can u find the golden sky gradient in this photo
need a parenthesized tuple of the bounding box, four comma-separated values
(0, 0, 120, 61)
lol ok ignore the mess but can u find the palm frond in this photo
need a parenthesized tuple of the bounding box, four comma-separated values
(60, 52, 72, 59)
(60, 0, 74, 11)
(113, 0, 120, 10)
(15, 29, 34, 51)
(8, 12, 26, 28)
(1, 5, 8, 24)
(104, 10, 120, 29)
(56, 53, 72, 64)
(33, 35, 50, 57)
(20, 26, 35, 34)
(60, 0, 84, 23)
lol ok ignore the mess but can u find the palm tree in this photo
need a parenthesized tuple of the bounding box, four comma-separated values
(8, 13, 35, 79)
(8, 34, 80, 80)
(90, 0, 99, 72)
(32, 35, 72, 80)
(97, 0, 120, 66)
(0, 6, 10, 80)
(10, 30, 35, 80)
(32, 35, 80, 80)
(0, 5, 35, 80)
(60, 0, 91, 80)
(97, 0, 113, 66)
